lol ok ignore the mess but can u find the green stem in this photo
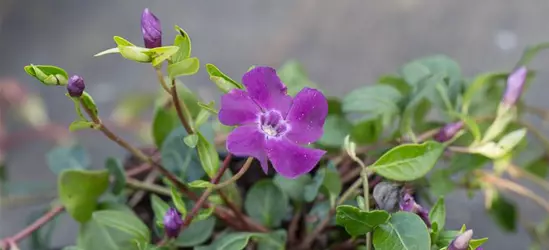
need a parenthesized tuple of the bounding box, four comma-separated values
(126, 178, 171, 196)
(154, 67, 171, 93)
(170, 78, 195, 134)
(361, 168, 371, 250)
(213, 157, 253, 190)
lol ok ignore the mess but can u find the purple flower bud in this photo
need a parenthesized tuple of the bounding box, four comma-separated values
(434, 121, 464, 143)
(476, 248, 483, 250)
(141, 8, 162, 48)
(502, 66, 527, 106)
(399, 193, 432, 227)
(448, 229, 473, 250)
(67, 75, 85, 97)
(163, 207, 183, 238)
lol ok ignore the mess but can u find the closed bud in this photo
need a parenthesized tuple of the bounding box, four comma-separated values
(448, 229, 473, 250)
(502, 66, 527, 106)
(163, 207, 183, 238)
(434, 121, 464, 143)
(141, 8, 162, 49)
(399, 193, 431, 227)
(67, 75, 85, 97)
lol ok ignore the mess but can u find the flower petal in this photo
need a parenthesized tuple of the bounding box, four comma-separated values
(265, 138, 325, 178)
(242, 66, 292, 116)
(218, 89, 261, 126)
(226, 124, 269, 173)
(285, 88, 328, 144)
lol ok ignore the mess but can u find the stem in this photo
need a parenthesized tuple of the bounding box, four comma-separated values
(361, 168, 371, 250)
(218, 191, 247, 230)
(507, 164, 549, 194)
(155, 67, 171, 93)
(170, 79, 194, 135)
(126, 178, 171, 195)
(288, 206, 302, 244)
(213, 157, 253, 190)
(480, 171, 549, 213)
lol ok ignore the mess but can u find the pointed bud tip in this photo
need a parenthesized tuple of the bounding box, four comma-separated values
(67, 75, 85, 97)
(449, 229, 473, 250)
(434, 121, 464, 143)
(141, 8, 162, 48)
(502, 66, 527, 106)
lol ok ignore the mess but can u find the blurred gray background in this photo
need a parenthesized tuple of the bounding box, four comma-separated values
(2, 0, 549, 249)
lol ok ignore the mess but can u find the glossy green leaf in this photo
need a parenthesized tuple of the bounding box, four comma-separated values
(196, 131, 219, 178)
(69, 120, 97, 131)
(92, 210, 150, 244)
(174, 216, 216, 247)
(105, 158, 126, 195)
(118, 46, 152, 63)
(188, 180, 214, 189)
(81, 92, 98, 118)
(488, 194, 517, 232)
(167, 57, 200, 78)
(318, 114, 352, 148)
(46, 144, 90, 175)
(245, 180, 289, 228)
(195, 232, 253, 250)
(170, 186, 187, 217)
(113, 36, 135, 46)
(205, 64, 243, 92)
(149, 46, 179, 67)
(370, 141, 444, 181)
(335, 205, 390, 236)
(472, 128, 527, 159)
(342, 85, 402, 118)
(469, 237, 488, 250)
(24, 64, 69, 86)
(373, 212, 431, 250)
(183, 134, 199, 148)
(172, 25, 191, 62)
(350, 117, 383, 145)
(58, 169, 110, 222)
(160, 126, 204, 181)
(277, 60, 317, 96)
(273, 174, 311, 202)
(429, 197, 446, 231)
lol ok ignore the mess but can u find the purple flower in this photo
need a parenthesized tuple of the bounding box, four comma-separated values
(218, 66, 328, 179)
(67, 75, 85, 97)
(448, 229, 473, 250)
(434, 121, 464, 143)
(163, 207, 183, 238)
(399, 193, 431, 227)
(141, 8, 162, 48)
(502, 66, 527, 106)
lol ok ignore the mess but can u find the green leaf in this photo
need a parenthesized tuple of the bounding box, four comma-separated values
(429, 197, 446, 231)
(174, 217, 215, 247)
(461, 72, 507, 114)
(516, 42, 549, 67)
(256, 230, 287, 250)
(170, 186, 187, 217)
(94, 47, 120, 57)
(469, 237, 488, 249)
(205, 64, 243, 92)
(196, 131, 219, 178)
(350, 117, 383, 145)
(105, 158, 126, 195)
(197, 101, 218, 114)
(113, 36, 135, 46)
(304, 169, 326, 202)
(150, 194, 170, 225)
(188, 180, 214, 189)
(373, 212, 431, 250)
(277, 60, 317, 96)
(46, 144, 90, 175)
(92, 210, 150, 244)
(342, 85, 403, 119)
(321, 165, 343, 206)
(245, 180, 289, 228)
(378, 75, 411, 95)
(167, 57, 200, 78)
(172, 25, 191, 62)
(69, 120, 97, 131)
(488, 194, 517, 232)
(149, 46, 180, 67)
(318, 115, 352, 148)
(370, 141, 444, 181)
(335, 205, 390, 236)
(24, 64, 69, 86)
(183, 134, 199, 148)
(195, 232, 253, 250)
(193, 206, 215, 222)
(429, 170, 456, 197)
(273, 174, 312, 202)
(160, 127, 204, 181)
(525, 157, 549, 178)
(59, 169, 110, 222)
(151, 105, 178, 148)
(472, 128, 527, 159)
(118, 46, 152, 63)
(81, 92, 98, 117)
(195, 108, 211, 128)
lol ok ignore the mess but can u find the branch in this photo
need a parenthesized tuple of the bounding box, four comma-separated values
(170, 79, 194, 135)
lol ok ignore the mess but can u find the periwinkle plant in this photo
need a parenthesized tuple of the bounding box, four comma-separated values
(8, 5, 549, 250)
